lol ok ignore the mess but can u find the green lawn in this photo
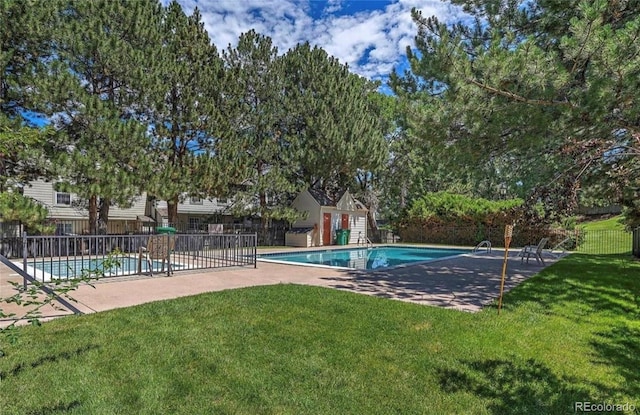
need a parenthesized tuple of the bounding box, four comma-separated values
(1, 219, 639, 414)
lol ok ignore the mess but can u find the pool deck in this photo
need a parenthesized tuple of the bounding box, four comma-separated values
(0, 246, 562, 327)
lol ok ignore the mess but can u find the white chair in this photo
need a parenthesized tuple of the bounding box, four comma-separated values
(547, 236, 572, 258)
(519, 237, 549, 265)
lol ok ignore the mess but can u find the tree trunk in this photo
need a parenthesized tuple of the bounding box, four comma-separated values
(167, 195, 179, 227)
(259, 191, 269, 245)
(366, 210, 378, 233)
(88, 195, 98, 234)
(98, 198, 110, 235)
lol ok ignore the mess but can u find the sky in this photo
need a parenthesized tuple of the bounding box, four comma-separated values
(171, 0, 468, 86)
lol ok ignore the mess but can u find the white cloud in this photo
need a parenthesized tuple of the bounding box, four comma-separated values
(323, 0, 343, 15)
(171, 0, 465, 81)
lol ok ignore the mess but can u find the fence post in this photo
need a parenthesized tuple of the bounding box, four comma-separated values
(22, 231, 28, 289)
(633, 227, 640, 258)
(254, 233, 257, 268)
(166, 233, 172, 277)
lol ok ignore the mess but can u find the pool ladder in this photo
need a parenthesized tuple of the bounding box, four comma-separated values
(357, 232, 373, 248)
(473, 240, 492, 253)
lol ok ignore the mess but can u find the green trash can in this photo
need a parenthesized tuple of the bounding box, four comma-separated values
(345, 229, 351, 244)
(156, 226, 176, 234)
(335, 229, 347, 245)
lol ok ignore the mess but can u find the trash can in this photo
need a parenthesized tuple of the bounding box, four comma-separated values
(345, 229, 351, 244)
(156, 226, 176, 234)
(335, 229, 348, 245)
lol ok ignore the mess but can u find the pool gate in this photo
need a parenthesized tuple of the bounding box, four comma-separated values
(9, 232, 257, 283)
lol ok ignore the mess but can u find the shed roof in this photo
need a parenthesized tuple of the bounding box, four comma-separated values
(307, 188, 339, 206)
(305, 188, 367, 211)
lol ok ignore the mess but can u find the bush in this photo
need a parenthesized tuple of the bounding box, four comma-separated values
(396, 192, 557, 247)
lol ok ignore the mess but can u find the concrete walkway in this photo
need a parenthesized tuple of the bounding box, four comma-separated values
(0, 250, 560, 327)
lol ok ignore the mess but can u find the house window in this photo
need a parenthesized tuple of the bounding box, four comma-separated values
(55, 192, 71, 206)
(190, 197, 203, 205)
(188, 217, 202, 231)
(55, 223, 73, 235)
(217, 197, 228, 204)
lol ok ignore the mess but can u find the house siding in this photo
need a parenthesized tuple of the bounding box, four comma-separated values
(348, 213, 367, 244)
(23, 180, 150, 234)
(290, 191, 321, 228)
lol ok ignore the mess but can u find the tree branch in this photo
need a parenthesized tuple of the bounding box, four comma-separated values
(466, 78, 574, 107)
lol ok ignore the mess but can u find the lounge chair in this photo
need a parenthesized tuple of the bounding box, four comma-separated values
(519, 237, 549, 265)
(547, 236, 572, 258)
(138, 234, 175, 276)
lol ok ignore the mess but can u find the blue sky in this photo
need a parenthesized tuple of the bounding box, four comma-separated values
(172, 0, 467, 85)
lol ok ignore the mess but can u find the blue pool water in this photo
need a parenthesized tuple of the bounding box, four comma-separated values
(27, 256, 182, 280)
(259, 246, 469, 270)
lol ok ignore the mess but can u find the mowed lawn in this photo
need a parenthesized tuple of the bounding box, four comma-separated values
(1, 227, 639, 414)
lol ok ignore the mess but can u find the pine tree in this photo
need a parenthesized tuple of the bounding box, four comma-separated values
(1, 0, 60, 232)
(142, 1, 238, 226)
(282, 43, 387, 225)
(32, 0, 160, 234)
(222, 30, 302, 239)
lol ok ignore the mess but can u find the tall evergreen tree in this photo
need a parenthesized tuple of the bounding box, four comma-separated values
(282, 43, 387, 226)
(0, 0, 61, 232)
(143, 1, 238, 226)
(32, 0, 160, 234)
(222, 30, 302, 237)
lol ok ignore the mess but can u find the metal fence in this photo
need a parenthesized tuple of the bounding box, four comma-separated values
(165, 224, 288, 246)
(5, 232, 257, 283)
(633, 227, 640, 258)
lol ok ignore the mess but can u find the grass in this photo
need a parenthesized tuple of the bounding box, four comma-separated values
(1, 219, 639, 414)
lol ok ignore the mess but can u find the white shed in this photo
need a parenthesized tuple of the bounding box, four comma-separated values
(288, 189, 368, 247)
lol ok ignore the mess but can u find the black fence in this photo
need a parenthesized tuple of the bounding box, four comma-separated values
(633, 227, 640, 258)
(166, 223, 288, 246)
(4, 232, 257, 283)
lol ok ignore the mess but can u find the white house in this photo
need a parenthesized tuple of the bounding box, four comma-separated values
(23, 180, 150, 234)
(287, 188, 368, 247)
(153, 196, 233, 231)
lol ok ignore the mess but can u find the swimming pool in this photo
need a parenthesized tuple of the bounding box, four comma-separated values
(23, 256, 184, 281)
(259, 246, 469, 270)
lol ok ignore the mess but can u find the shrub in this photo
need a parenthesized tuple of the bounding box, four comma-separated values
(396, 192, 546, 247)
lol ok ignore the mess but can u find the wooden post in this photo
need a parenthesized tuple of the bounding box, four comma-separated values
(498, 224, 514, 315)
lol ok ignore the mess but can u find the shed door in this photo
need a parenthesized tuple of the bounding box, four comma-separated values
(341, 214, 349, 230)
(322, 213, 332, 245)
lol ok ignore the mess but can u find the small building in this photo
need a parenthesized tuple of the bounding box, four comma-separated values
(287, 189, 368, 247)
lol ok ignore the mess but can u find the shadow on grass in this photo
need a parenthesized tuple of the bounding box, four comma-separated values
(590, 324, 640, 400)
(0, 344, 99, 379)
(437, 358, 592, 414)
(25, 400, 82, 415)
(504, 254, 640, 319)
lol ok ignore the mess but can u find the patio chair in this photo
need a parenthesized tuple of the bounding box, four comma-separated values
(519, 237, 549, 265)
(547, 236, 572, 258)
(138, 234, 175, 276)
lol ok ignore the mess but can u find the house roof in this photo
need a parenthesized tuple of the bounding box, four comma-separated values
(307, 188, 336, 206)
